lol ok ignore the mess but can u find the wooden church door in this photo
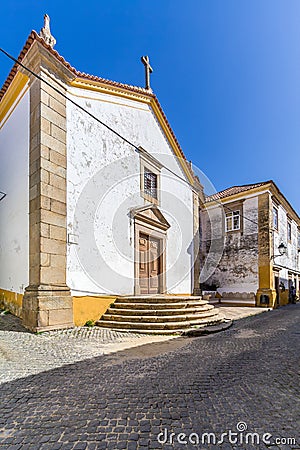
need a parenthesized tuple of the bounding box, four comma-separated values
(139, 233, 161, 294)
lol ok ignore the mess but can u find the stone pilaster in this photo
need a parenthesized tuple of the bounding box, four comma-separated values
(256, 192, 276, 308)
(21, 41, 74, 331)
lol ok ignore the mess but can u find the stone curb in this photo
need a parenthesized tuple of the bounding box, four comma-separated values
(181, 319, 233, 337)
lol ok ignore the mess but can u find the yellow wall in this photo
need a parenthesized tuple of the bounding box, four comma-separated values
(0, 289, 116, 326)
(73, 296, 116, 326)
(0, 289, 23, 318)
(279, 290, 289, 306)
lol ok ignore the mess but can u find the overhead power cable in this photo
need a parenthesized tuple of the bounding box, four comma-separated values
(0, 46, 261, 227)
(0, 46, 207, 192)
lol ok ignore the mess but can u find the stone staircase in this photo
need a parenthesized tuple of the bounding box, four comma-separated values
(96, 295, 224, 334)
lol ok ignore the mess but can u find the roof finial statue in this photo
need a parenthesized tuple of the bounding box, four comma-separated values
(39, 14, 56, 48)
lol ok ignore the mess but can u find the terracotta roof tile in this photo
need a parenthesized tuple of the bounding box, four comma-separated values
(205, 181, 272, 202)
(0, 30, 190, 170)
(0, 31, 153, 100)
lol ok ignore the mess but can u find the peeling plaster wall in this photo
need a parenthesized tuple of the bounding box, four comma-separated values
(202, 196, 259, 294)
(66, 89, 193, 295)
(0, 92, 29, 293)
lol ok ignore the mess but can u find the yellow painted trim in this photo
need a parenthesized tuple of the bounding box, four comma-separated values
(0, 288, 23, 318)
(0, 290, 117, 326)
(73, 295, 116, 326)
(150, 100, 194, 184)
(70, 77, 195, 185)
(0, 86, 30, 131)
(0, 72, 29, 125)
(71, 78, 151, 104)
(204, 184, 272, 208)
(70, 90, 149, 112)
(256, 289, 277, 308)
(279, 290, 289, 306)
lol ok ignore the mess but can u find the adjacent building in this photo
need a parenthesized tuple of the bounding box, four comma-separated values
(201, 181, 300, 307)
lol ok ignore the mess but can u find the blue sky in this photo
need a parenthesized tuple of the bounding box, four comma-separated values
(0, 1, 299, 213)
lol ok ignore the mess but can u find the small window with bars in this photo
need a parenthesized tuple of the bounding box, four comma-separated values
(144, 170, 158, 200)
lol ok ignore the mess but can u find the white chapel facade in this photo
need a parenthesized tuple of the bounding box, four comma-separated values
(0, 17, 203, 330)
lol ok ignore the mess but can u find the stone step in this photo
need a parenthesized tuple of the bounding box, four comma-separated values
(101, 310, 218, 323)
(96, 316, 222, 332)
(97, 326, 187, 335)
(96, 295, 223, 334)
(114, 296, 206, 304)
(106, 305, 214, 316)
(112, 300, 209, 310)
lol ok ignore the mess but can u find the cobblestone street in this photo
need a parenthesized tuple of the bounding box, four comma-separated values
(0, 305, 299, 449)
(0, 314, 175, 385)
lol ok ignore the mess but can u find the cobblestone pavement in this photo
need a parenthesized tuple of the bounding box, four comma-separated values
(0, 313, 175, 384)
(0, 305, 299, 449)
(0, 306, 265, 385)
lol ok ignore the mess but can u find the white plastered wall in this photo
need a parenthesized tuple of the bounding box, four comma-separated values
(66, 88, 194, 296)
(272, 204, 300, 288)
(0, 90, 29, 293)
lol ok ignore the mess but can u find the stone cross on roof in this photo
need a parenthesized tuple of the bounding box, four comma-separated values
(141, 55, 153, 90)
(39, 14, 56, 48)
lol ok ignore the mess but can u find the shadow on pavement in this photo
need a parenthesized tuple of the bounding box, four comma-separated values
(0, 305, 299, 449)
(0, 312, 31, 333)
